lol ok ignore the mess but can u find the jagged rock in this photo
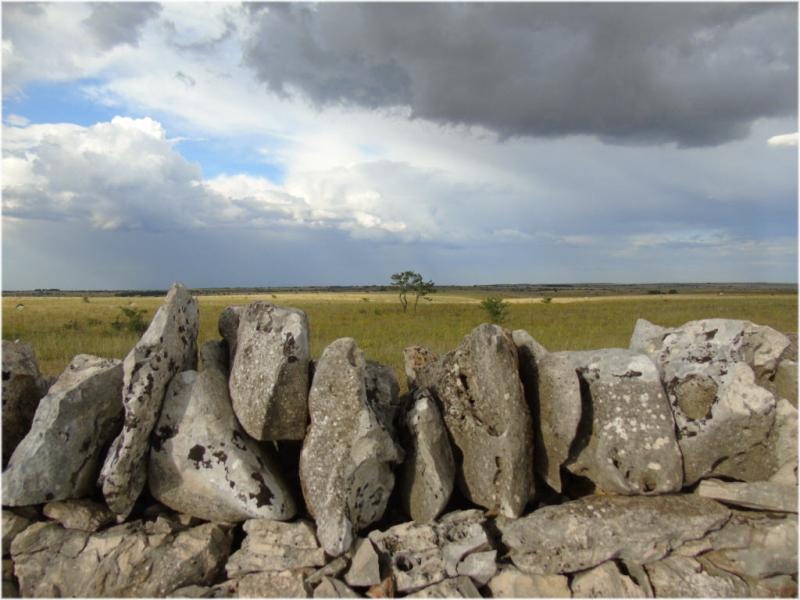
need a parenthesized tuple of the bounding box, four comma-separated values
(415, 324, 534, 517)
(406, 576, 481, 598)
(42, 499, 114, 532)
(345, 538, 381, 587)
(2, 340, 49, 467)
(314, 577, 360, 598)
(644, 555, 749, 597)
(218, 305, 243, 364)
(300, 338, 402, 556)
(3, 354, 123, 506)
(628, 319, 669, 354)
(11, 519, 231, 597)
(696, 479, 797, 513)
(512, 329, 548, 365)
(500, 495, 730, 575)
(487, 567, 571, 598)
(229, 301, 310, 441)
(226, 520, 326, 578)
(100, 283, 199, 520)
(532, 351, 582, 492)
(564, 349, 683, 494)
(306, 557, 350, 588)
(238, 569, 312, 598)
(634, 318, 789, 484)
(403, 346, 439, 389)
(398, 389, 454, 523)
(456, 550, 496, 586)
(2, 511, 31, 555)
(149, 343, 296, 522)
(570, 561, 646, 597)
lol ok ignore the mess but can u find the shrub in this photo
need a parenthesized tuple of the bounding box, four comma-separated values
(480, 296, 510, 324)
(542, 297, 553, 304)
(111, 306, 149, 334)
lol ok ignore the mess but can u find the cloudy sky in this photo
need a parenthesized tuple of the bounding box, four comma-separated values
(2, 2, 797, 289)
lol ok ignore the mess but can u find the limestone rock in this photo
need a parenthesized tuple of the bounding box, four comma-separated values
(500, 494, 730, 575)
(42, 499, 114, 532)
(487, 567, 571, 598)
(398, 389, 454, 523)
(406, 576, 480, 598)
(773, 360, 798, 406)
(697, 479, 797, 513)
(512, 329, 548, 365)
(171, 581, 239, 598)
(314, 577, 360, 598)
(345, 538, 381, 587)
(749, 575, 798, 597)
(456, 549, 496, 586)
(306, 557, 350, 589)
(238, 569, 312, 598)
(2, 511, 31, 556)
(300, 338, 402, 556)
(149, 349, 296, 522)
(218, 305, 243, 364)
(3, 354, 123, 506)
(570, 561, 646, 597)
(404, 346, 439, 389)
(226, 519, 325, 578)
(564, 349, 683, 495)
(629, 318, 669, 354)
(100, 283, 199, 519)
(2, 557, 18, 598)
(644, 555, 749, 597)
(2, 340, 49, 467)
(11, 519, 231, 597)
(415, 324, 534, 517)
(229, 301, 310, 441)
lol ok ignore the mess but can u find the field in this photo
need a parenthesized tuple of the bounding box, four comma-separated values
(3, 291, 797, 390)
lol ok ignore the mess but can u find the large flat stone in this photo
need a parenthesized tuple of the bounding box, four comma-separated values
(697, 479, 797, 513)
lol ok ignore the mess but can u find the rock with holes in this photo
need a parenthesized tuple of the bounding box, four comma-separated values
(398, 389, 455, 523)
(42, 499, 115, 532)
(229, 301, 310, 441)
(218, 305, 244, 365)
(2, 340, 49, 467)
(500, 495, 730, 575)
(226, 520, 325, 578)
(415, 324, 534, 517)
(563, 349, 683, 495)
(99, 283, 198, 520)
(11, 518, 231, 597)
(3, 354, 123, 506)
(404, 346, 439, 390)
(488, 567, 571, 598)
(149, 342, 296, 522)
(635, 318, 789, 484)
(300, 338, 402, 557)
(644, 555, 750, 597)
(406, 576, 481, 598)
(696, 478, 797, 513)
(570, 561, 646, 598)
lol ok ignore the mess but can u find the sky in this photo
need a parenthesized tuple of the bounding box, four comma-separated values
(1, 2, 797, 290)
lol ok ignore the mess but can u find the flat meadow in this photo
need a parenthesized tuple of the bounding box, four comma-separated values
(3, 291, 797, 390)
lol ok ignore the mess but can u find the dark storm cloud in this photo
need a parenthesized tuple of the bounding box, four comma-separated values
(241, 3, 797, 147)
(82, 2, 162, 49)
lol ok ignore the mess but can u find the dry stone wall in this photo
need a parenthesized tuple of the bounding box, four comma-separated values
(1, 283, 797, 598)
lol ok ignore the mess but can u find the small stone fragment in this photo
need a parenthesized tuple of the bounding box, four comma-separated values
(306, 557, 350, 588)
(406, 576, 481, 598)
(226, 520, 326, 578)
(644, 555, 749, 597)
(345, 538, 381, 587)
(403, 346, 439, 390)
(456, 549, 497, 586)
(570, 561, 646, 598)
(697, 479, 797, 513)
(2, 511, 31, 556)
(238, 569, 312, 598)
(488, 567, 571, 598)
(314, 577, 360, 598)
(42, 499, 114, 532)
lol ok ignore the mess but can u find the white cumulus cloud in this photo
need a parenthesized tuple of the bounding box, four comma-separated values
(767, 132, 799, 147)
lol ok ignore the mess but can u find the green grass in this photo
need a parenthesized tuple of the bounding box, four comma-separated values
(3, 293, 797, 389)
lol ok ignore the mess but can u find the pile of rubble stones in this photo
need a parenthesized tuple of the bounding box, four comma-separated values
(1, 283, 797, 597)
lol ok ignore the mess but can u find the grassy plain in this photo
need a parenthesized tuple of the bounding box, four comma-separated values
(3, 291, 797, 388)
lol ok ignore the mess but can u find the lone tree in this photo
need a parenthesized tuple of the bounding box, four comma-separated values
(391, 271, 436, 313)
(480, 296, 510, 324)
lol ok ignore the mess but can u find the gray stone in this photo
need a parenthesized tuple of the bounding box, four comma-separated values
(403, 346, 439, 390)
(300, 338, 402, 557)
(314, 577, 360, 598)
(629, 318, 669, 354)
(512, 329, 549, 365)
(456, 550, 497, 586)
(2, 511, 31, 556)
(564, 349, 683, 495)
(100, 283, 199, 520)
(406, 576, 481, 598)
(306, 557, 350, 588)
(500, 494, 730, 575)
(644, 555, 749, 597)
(218, 305, 243, 365)
(415, 324, 534, 517)
(487, 567, 571, 598)
(11, 519, 231, 597)
(238, 569, 312, 598)
(149, 356, 296, 522)
(229, 301, 310, 441)
(345, 538, 381, 587)
(773, 360, 797, 406)
(226, 519, 326, 578)
(3, 354, 123, 506)
(748, 574, 798, 597)
(42, 499, 114, 532)
(2, 340, 48, 467)
(533, 351, 582, 492)
(398, 389, 454, 523)
(570, 561, 646, 597)
(697, 479, 797, 513)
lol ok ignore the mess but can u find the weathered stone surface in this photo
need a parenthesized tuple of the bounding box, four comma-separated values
(500, 495, 730, 575)
(637, 318, 789, 484)
(2, 511, 31, 556)
(314, 577, 360, 598)
(3, 354, 123, 506)
(404, 346, 439, 389)
(345, 538, 381, 587)
(2, 340, 49, 467)
(533, 351, 582, 492)
(11, 519, 231, 597)
(306, 557, 350, 588)
(749, 574, 798, 598)
(218, 305, 243, 365)
(488, 567, 571, 598)
(415, 324, 534, 517)
(42, 499, 114, 532)
(629, 319, 669, 354)
(564, 349, 683, 494)
(773, 360, 798, 406)
(406, 576, 481, 598)
(229, 301, 310, 441)
(456, 549, 496, 586)
(172, 580, 239, 598)
(644, 555, 749, 597)
(512, 329, 548, 365)
(697, 479, 797, 513)
(100, 283, 199, 519)
(226, 519, 325, 578)
(2, 557, 18, 598)
(398, 389, 454, 523)
(238, 569, 312, 598)
(300, 338, 402, 556)
(149, 345, 296, 522)
(570, 561, 646, 597)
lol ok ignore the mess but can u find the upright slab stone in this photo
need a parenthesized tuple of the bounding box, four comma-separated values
(415, 324, 534, 517)
(3, 355, 123, 506)
(218, 305, 243, 364)
(99, 283, 198, 519)
(299, 338, 402, 556)
(404, 346, 439, 390)
(229, 301, 310, 441)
